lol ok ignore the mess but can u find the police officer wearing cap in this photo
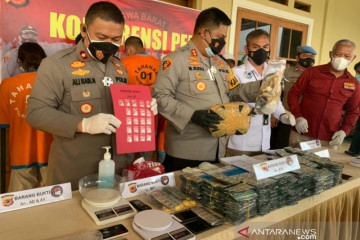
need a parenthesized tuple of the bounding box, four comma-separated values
(1, 26, 38, 81)
(153, 8, 279, 172)
(271, 45, 317, 149)
(27, 2, 157, 190)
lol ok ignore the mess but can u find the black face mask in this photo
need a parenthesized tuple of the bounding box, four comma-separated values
(205, 31, 226, 56)
(298, 57, 315, 68)
(86, 31, 119, 64)
(248, 48, 270, 66)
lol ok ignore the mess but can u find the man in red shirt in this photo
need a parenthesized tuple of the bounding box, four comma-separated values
(288, 39, 360, 148)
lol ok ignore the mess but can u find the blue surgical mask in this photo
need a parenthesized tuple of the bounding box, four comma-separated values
(356, 75, 360, 83)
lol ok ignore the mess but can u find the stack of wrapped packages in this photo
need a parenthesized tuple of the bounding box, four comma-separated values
(275, 147, 344, 195)
(177, 146, 344, 225)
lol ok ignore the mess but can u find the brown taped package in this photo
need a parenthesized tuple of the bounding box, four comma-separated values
(210, 103, 252, 138)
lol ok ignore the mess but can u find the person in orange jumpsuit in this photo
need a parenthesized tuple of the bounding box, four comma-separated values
(0, 42, 53, 192)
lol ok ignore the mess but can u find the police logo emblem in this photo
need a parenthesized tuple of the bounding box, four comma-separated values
(162, 58, 172, 71)
(196, 81, 206, 92)
(4, 55, 10, 63)
(82, 90, 90, 97)
(96, 50, 104, 60)
(80, 103, 93, 114)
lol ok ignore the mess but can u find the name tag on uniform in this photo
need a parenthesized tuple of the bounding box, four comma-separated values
(344, 82, 355, 91)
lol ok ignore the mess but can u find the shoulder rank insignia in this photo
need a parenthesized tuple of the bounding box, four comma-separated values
(70, 61, 86, 69)
(228, 67, 239, 90)
(162, 58, 172, 71)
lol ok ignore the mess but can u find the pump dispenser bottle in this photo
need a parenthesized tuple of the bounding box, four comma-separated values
(99, 146, 115, 188)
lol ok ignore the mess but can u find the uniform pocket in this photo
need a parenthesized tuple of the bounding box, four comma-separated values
(340, 88, 354, 98)
(188, 70, 213, 96)
(70, 85, 102, 116)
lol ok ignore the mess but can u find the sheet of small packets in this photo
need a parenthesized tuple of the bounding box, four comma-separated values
(110, 85, 155, 154)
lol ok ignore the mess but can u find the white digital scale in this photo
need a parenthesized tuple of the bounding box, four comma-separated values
(133, 210, 196, 240)
(81, 188, 137, 225)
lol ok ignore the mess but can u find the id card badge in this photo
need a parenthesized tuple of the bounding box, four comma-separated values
(263, 115, 269, 125)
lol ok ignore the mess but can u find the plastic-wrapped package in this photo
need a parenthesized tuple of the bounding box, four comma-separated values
(191, 206, 225, 226)
(209, 102, 252, 138)
(255, 59, 286, 115)
(149, 189, 196, 213)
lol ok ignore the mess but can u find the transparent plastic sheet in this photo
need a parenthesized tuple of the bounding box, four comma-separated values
(255, 59, 286, 111)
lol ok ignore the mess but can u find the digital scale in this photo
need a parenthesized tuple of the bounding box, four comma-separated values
(133, 210, 196, 240)
(81, 188, 137, 225)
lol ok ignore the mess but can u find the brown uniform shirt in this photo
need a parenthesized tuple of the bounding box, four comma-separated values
(283, 66, 303, 111)
(152, 40, 260, 161)
(27, 40, 128, 190)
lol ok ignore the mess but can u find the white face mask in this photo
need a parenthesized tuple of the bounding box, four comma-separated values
(331, 56, 351, 71)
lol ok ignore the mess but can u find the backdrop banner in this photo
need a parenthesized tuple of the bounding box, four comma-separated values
(0, 0, 199, 67)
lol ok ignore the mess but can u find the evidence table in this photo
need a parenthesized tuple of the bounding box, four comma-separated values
(0, 146, 359, 240)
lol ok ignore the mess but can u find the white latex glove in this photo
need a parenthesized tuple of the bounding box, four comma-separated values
(150, 98, 158, 115)
(329, 130, 346, 146)
(82, 113, 121, 135)
(295, 117, 308, 133)
(280, 111, 296, 126)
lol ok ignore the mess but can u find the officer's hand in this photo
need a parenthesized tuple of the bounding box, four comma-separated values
(254, 100, 277, 115)
(280, 111, 296, 126)
(191, 110, 223, 134)
(329, 130, 346, 146)
(150, 98, 158, 115)
(82, 113, 121, 135)
(295, 117, 308, 134)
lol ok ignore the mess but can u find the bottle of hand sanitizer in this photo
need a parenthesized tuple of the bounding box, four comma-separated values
(99, 146, 115, 188)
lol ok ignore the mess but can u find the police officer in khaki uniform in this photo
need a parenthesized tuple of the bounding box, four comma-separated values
(153, 8, 277, 172)
(27, 2, 157, 190)
(271, 45, 317, 149)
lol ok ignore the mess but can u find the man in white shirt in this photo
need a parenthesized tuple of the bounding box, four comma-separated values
(227, 29, 295, 156)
